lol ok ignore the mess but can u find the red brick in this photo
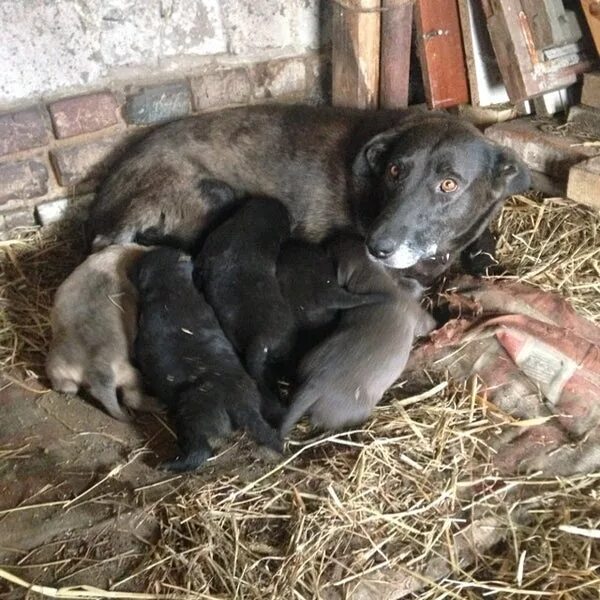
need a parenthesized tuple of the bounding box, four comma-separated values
(0, 107, 49, 157)
(50, 134, 127, 187)
(48, 92, 119, 139)
(0, 158, 49, 203)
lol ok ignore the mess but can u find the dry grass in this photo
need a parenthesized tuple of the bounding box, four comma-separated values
(0, 195, 599, 599)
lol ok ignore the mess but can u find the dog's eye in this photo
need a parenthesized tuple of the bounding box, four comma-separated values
(440, 178, 458, 193)
(387, 163, 402, 180)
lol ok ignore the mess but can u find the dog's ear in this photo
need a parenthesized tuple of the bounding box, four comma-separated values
(491, 146, 531, 199)
(352, 129, 401, 178)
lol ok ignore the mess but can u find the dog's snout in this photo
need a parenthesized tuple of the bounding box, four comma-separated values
(367, 237, 397, 260)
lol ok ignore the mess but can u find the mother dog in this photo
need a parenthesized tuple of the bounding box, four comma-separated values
(87, 105, 530, 274)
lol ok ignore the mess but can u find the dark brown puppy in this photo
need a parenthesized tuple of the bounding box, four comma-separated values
(87, 105, 530, 281)
(133, 247, 281, 472)
(280, 237, 436, 436)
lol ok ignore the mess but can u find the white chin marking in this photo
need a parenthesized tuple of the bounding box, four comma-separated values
(382, 245, 422, 269)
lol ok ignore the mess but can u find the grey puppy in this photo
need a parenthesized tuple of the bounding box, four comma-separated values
(87, 105, 530, 281)
(279, 237, 436, 436)
(46, 244, 156, 421)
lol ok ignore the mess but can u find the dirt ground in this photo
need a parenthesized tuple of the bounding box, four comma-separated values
(0, 377, 279, 597)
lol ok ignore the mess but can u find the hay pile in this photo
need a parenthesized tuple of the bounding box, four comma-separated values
(0, 196, 599, 599)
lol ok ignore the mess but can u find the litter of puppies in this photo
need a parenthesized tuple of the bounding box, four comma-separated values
(0, 194, 599, 597)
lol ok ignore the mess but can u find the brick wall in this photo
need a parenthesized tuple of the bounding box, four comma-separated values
(0, 53, 329, 238)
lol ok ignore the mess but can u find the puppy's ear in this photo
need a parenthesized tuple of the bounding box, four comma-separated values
(491, 146, 531, 199)
(352, 129, 401, 178)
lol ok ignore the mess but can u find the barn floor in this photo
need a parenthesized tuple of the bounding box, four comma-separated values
(0, 195, 599, 599)
(0, 379, 282, 597)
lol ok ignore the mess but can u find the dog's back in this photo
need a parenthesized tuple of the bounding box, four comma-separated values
(47, 244, 153, 420)
(280, 236, 435, 434)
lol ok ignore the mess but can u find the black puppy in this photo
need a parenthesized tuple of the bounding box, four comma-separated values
(277, 239, 385, 330)
(198, 198, 382, 400)
(197, 196, 295, 404)
(133, 247, 281, 472)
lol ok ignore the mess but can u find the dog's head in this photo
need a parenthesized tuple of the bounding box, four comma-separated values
(352, 113, 530, 271)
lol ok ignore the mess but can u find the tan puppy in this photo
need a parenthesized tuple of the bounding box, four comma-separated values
(280, 236, 436, 436)
(46, 243, 155, 420)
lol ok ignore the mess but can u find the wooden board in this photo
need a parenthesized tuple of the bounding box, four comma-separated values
(581, 71, 600, 108)
(482, 0, 594, 103)
(332, 0, 381, 109)
(580, 0, 600, 55)
(379, 0, 413, 109)
(567, 155, 600, 209)
(457, 0, 509, 107)
(415, 0, 469, 108)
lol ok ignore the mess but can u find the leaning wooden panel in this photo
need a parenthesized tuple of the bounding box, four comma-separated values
(458, 0, 509, 107)
(580, 0, 600, 55)
(380, 0, 413, 109)
(483, 0, 594, 103)
(332, 0, 381, 109)
(415, 0, 470, 108)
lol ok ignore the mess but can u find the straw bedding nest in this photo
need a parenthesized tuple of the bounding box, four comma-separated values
(0, 195, 599, 598)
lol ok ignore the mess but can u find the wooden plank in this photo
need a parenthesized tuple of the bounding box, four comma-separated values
(457, 0, 508, 107)
(521, 0, 581, 50)
(567, 156, 600, 209)
(379, 0, 413, 109)
(415, 0, 469, 109)
(332, 0, 381, 109)
(580, 0, 600, 55)
(485, 0, 593, 103)
(581, 71, 600, 108)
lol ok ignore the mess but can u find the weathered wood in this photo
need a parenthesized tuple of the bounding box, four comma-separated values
(567, 156, 600, 209)
(484, 0, 593, 103)
(457, 0, 508, 107)
(521, 0, 581, 50)
(415, 0, 469, 108)
(580, 0, 600, 55)
(581, 71, 600, 108)
(332, 0, 381, 109)
(379, 0, 413, 109)
(567, 103, 600, 138)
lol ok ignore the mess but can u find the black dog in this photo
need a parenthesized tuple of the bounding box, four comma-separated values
(133, 247, 281, 472)
(88, 105, 530, 283)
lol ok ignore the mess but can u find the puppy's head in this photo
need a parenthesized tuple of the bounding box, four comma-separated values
(132, 247, 193, 294)
(352, 113, 530, 271)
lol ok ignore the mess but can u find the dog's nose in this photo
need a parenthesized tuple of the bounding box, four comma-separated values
(367, 238, 397, 260)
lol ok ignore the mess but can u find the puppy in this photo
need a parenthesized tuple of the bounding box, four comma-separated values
(133, 247, 281, 472)
(280, 236, 436, 436)
(277, 239, 385, 331)
(46, 244, 155, 421)
(197, 196, 295, 406)
(199, 198, 382, 406)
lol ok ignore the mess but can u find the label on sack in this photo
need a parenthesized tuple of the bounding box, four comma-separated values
(495, 329, 577, 405)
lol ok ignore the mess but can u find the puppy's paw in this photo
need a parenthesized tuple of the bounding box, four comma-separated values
(160, 448, 212, 472)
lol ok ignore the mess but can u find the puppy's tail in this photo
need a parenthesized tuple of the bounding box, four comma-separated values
(279, 383, 321, 438)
